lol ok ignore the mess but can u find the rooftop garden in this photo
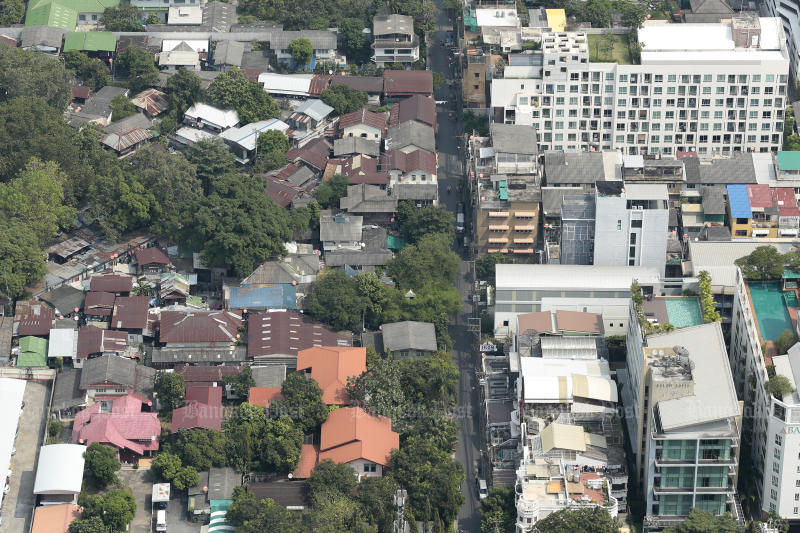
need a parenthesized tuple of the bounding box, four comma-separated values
(588, 33, 632, 64)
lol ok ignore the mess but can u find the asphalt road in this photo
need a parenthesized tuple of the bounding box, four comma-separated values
(428, 9, 484, 532)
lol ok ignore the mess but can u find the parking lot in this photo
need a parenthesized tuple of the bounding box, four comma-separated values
(0, 381, 49, 533)
(117, 468, 200, 533)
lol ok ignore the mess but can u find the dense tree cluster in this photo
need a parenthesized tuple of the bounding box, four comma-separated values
(63, 51, 111, 91)
(101, 5, 144, 31)
(735, 245, 800, 280)
(83, 443, 121, 488)
(320, 85, 368, 116)
(206, 67, 280, 123)
(70, 490, 137, 532)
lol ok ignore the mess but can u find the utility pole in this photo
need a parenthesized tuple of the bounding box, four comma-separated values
(394, 489, 408, 533)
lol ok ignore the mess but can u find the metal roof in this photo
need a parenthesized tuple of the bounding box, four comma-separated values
(726, 184, 752, 218)
(491, 123, 538, 155)
(381, 321, 437, 352)
(700, 185, 726, 215)
(320, 214, 363, 242)
(102, 127, 153, 152)
(496, 264, 660, 290)
(185, 102, 239, 129)
(63, 31, 116, 52)
(293, 99, 333, 122)
(47, 328, 77, 359)
(541, 423, 585, 454)
(544, 152, 605, 184)
(386, 121, 435, 153)
(373, 14, 414, 36)
(699, 154, 757, 184)
(219, 118, 289, 151)
(33, 444, 85, 495)
(213, 40, 244, 66)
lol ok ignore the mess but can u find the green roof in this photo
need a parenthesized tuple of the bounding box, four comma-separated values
(63, 31, 116, 51)
(25, 0, 119, 29)
(18, 336, 48, 367)
(387, 235, 406, 250)
(777, 151, 800, 171)
(784, 268, 800, 279)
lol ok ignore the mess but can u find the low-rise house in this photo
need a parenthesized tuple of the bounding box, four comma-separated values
(159, 273, 193, 306)
(223, 282, 297, 311)
(26, 0, 118, 29)
(324, 225, 394, 270)
(171, 385, 223, 432)
(320, 213, 363, 252)
(33, 444, 85, 505)
(89, 274, 133, 295)
(263, 175, 303, 207)
(261, 162, 316, 191)
(268, 30, 339, 68)
(338, 109, 388, 140)
(0, 317, 11, 362)
(388, 94, 436, 130)
(296, 346, 366, 405)
(102, 127, 154, 157)
(68, 86, 129, 127)
(172, 126, 218, 149)
(48, 328, 78, 363)
(248, 387, 283, 408)
(20, 26, 65, 54)
(52, 368, 86, 419)
(72, 394, 161, 462)
(184, 103, 240, 132)
(383, 149, 437, 186)
(134, 247, 172, 276)
(187, 467, 241, 518)
(385, 121, 435, 154)
(330, 76, 383, 105)
(131, 89, 169, 117)
(242, 251, 320, 287)
(110, 296, 150, 334)
(326, 155, 389, 187)
(63, 31, 116, 56)
(31, 504, 82, 533)
(176, 366, 243, 388)
(288, 99, 334, 131)
(17, 336, 48, 367)
(333, 137, 381, 158)
(340, 183, 398, 223)
(80, 354, 155, 399)
(286, 138, 331, 174)
(294, 407, 399, 479)
(381, 321, 437, 358)
(153, 310, 245, 366)
(258, 73, 319, 99)
(158, 40, 204, 70)
(14, 301, 55, 336)
(372, 14, 419, 67)
(247, 311, 352, 366)
(212, 40, 244, 70)
(76, 327, 130, 367)
(383, 69, 433, 100)
(219, 118, 290, 164)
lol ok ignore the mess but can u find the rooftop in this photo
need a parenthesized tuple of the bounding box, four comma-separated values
(491, 123, 538, 155)
(160, 310, 242, 344)
(296, 346, 366, 404)
(318, 406, 399, 466)
(247, 311, 352, 359)
(496, 264, 660, 290)
(381, 321, 437, 352)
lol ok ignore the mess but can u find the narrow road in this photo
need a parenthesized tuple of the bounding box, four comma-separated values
(429, 5, 483, 532)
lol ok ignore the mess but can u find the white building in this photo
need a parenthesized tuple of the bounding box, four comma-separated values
(491, 16, 790, 158)
(763, 0, 800, 80)
(494, 264, 664, 338)
(219, 118, 290, 164)
(372, 14, 419, 67)
(184, 103, 239, 132)
(33, 444, 86, 504)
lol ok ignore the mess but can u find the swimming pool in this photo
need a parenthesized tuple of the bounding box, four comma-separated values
(748, 282, 794, 341)
(664, 298, 703, 328)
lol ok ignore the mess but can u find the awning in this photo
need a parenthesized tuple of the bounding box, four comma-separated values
(489, 225, 510, 231)
(488, 237, 508, 244)
(487, 248, 509, 254)
(513, 248, 534, 254)
(515, 211, 536, 218)
(780, 229, 799, 236)
(514, 237, 534, 244)
(753, 229, 770, 236)
(514, 225, 536, 232)
(488, 211, 510, 218)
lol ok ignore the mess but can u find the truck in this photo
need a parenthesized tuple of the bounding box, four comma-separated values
(156, 509, 167, 532)
(152, 483, 170, 532)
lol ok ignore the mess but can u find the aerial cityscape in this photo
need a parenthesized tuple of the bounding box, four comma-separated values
(2, 0, 800, 531)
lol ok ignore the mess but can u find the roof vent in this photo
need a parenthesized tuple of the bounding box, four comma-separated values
(673, 345, 689, 357)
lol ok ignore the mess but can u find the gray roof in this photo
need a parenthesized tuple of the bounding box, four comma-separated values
(103, 113, 153, 134)
(75, 86, 129, 121)
(392, 183, 439, 201)
(20, 26, 65, 49)
(491, 123, 538, 155)
(340, 184, 398, 213)
(542, 187, 582, 217)
(294, 99, 333, 122)
(381, 321, 437, 352)
(373, 14, 414, 36)
(700, 225, 731, 241)
(544, 151, 604, 184)
(682, 156, 701, 184)
(203, 2, 236, 32)
(268, 30, 336, 50)
(80, 355, 155, 397)
(286, 165, 315, 187)
(249, 482, 309, 508)
(39, 285, 85, 315)
(324, 250, 394, 267)
(52, 368, 84, 412)
(320, 214, 363, 242)
(701, 186, 726, 215)
(251, 365, 287, 388)
(213, 40, 244, 66)
(699, 154, 757, 184)
(208, 467, 240, 500)
(151, 345, 248, 363)
(668, 207, 679, 227)
(386, 122, 436, 153)
(333, 137, 380, 157)
(0, 317, 11, 360)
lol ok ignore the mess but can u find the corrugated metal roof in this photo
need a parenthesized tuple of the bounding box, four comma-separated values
(540, 423, 586, 454)
(777, 151, 800, 171)
(726, 184, 752, 218)
(63, 31, 116, 52)
(102, 127, 153, 152)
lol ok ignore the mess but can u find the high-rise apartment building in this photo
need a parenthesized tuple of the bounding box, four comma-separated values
(490, 15, 790, 158)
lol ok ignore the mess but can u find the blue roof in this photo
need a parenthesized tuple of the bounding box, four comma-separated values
(228, 284, 297, 310)
(727, 184, 752, 219)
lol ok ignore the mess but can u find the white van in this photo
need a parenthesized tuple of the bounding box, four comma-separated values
(478, 479, 488, 499)
(155, 509, 167, 532)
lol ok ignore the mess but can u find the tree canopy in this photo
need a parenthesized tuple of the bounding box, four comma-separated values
(274, 372, 329, 433)
(314, 174, 350, 207)
(254, 130, 290, 173)
(165, 67, 203, 120)
(480, 486, 516, 533)
(288, 38, 314, 67)
(79, 489, 137, 532)
(101, 5, 144, 31)
(206, 67, 280, 123)
(306, 269, 366, 331)
(63, 51, 110, 91)
(110, 94, 137, 122)
(339, 18, 370, 63)
(83, 443, 121, 488)
(534, 507, 619, 533)
(475, 252, 511, 282)
(397, 201, 454, 244)
(0, 46, 72, 109)
(0, 0, 24, 25)
(320, 85, 368, 116)
(116, 46, 159, 93)
(663, 508, 739, 533)
(734, 245, 785, 280)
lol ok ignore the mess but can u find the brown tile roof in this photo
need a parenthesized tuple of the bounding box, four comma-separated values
(32, 504, 81, 533)
(262, 175, 302, 207)
(135, 247, 171, 266)
(0, 35, 18, 47)
(185, 385, 223, 406)
(176, 365, 243, 386)
(517, 311, 554, 334)
(89, 274, 134, 293)
(554, 310, 604, 335)
(285, 138, 330, 171)
(383, 70, 433, 96)
(160, 310, 242, 344)
(381, 149, 436, 175)
(318, 406, 399, 466)
(77, 326, 129, 359)
(338, 108, 388, 132)
(296, 346, 366, 404)
(72, 86, 92, 100)
(248, 386, 283, 408)
(15, 301, 55, 336)
(330, 75, 384, 94)
(248, 312, 352, 358)
(84, 291, 116, 316)
(111, 296, 150, 330)
(389, 94, 436, 128)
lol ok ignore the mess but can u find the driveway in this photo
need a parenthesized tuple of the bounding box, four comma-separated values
(0, 381, 49, 533)
(118, 467, 156, 533)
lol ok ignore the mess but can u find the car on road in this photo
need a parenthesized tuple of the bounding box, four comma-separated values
(456, 202, 465, 233)
(477, 479, 488, 499)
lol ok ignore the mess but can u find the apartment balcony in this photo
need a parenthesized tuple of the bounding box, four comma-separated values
(372, 35, 419, 48)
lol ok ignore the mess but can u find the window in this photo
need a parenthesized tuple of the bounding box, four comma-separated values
(776, 434, 783, 446)
(767, 74, 775, 82)
(773, 475, 780, 486)
(630, 233, 637, 244)
(363, 462, 377, 473)
(631, 220, 643, 228)
(617, 220, 622, 230)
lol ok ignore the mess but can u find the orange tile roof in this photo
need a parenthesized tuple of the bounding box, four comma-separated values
(248, 387, 284, 408)
(318, 407, 399, 467)
(293, 443, 320, 478)
(296, 346, 366, 404)
(32, 504, 82, 533)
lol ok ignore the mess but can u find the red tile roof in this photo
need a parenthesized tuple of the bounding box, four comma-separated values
(248, 312, 352, 358)
(747, 184, 773, 208)
(77, 327, 128, 359)
(330, 76, 384, 93)
(296, 346, 366, 404)
(135, 247, 171, 266)
(383, 70, 433, 96)
(262, 175, 302, 208)
(381, 149, 436, 175)
(244, 68, 261, 82)
(15, 301, 55, 336)
(186, 385, 223, 406)
(84, 291, 116, 316)
(172, 386, 224, 433)
(286, 138, 330, 171)
(389, 95, 436, 128)
(338, 109, 388, 132)
(248, 387, 283, 408)
(72, 395, 161, 455)
(554, 310, 604, 334)
(72, 86, 92, 100)
(111, 296, 150, 330)
(159, 310, 242, 344)
(176, 366, 243, 386)
(32, 504, 81, 533)
(772, 187, 800, 217)
(89, 274, 134, 293)
(318, 407, 399, 467)
(293, 443, 320, 478)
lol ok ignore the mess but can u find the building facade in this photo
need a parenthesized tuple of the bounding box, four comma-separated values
(372, 14, 419, 67)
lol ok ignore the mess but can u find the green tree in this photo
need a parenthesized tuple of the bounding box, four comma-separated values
(154, 371, 185, 411)
(308, 460, 358, 499)
(184, 138, 236, 194)
(62, 51, 110, 91)
(89, 167, 155, 240)
(574, 0, 611, 27)
(463, 111, 489, 136)
(167, 428, 228, 470)
(115, 46, 159, 93)
(0, 222, 46, 299)
(0, 47, 73, 109)
(346, 358, 405, 417)
(83, 443, 121, 488)
(254, 130, 290, 172)
(432, 71, 445, 92)
(95, 490, 137, 531)
(387, 233, 460, 289)
(475, 252, 511, 282)
(228, 488, 306, 532)
(288, 37, 314, 67)
(663, 508, 739, 533)
(314, 173, 350, 207)
(767, 374, 794, 399)
(276, 372, 329, 432)
(397, 202, 454, 244)
(68, 516, 106, 533)
(734, 245, 785, 280)
(0, 0, 23, 24)
(308, 489, 376, 533)
(260, 415, 304, 473)
(320, 84, 368, 116)
(614, 0, 648, 29)
(101, 4, 143, 31)
(206, 67, 280, 123)
(339, 18, 369, 63)
(152, 452, 183, 482)
(697, 270, 721, 323)
(110, 94, 137, 122)
(224, 403, 266, 473)
(356, 271, 399, 330)
(306, 268, 365, 331)
(223, 367, 256, 398)
(479, 486, 515, 533)
(357, 476, 399, 533)
(0, 157, 76, 246)
(173, 466, 200, 491)
(165, 67, 202, 120)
